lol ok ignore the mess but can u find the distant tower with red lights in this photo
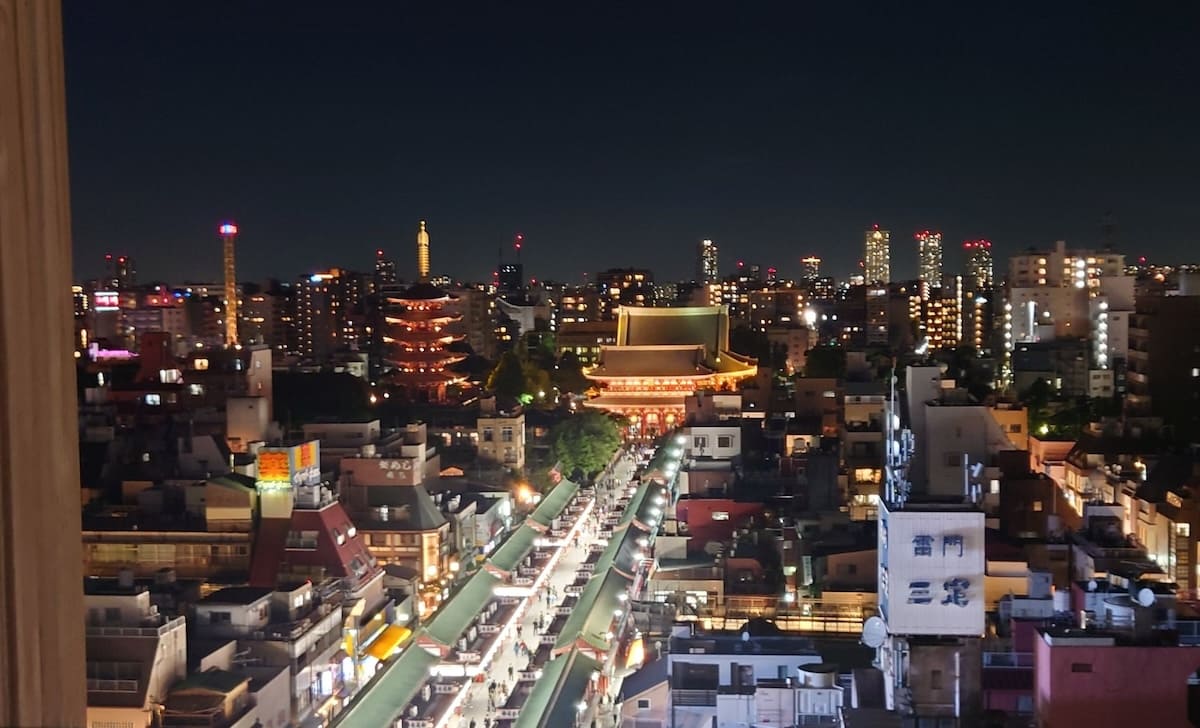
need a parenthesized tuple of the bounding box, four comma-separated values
(915, 230, 943, 286)
(103, 253, 137, 290)
(383, 221, 467, 402)
(218, 222, 239, 346)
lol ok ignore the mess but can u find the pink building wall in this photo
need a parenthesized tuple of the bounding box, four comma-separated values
(1035, 633, 1199, 727)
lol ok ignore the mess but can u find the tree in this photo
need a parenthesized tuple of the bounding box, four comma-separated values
(550, 410, 622, 481)
(1021, 377, 1054, 433)
(804, 345, 846, 379)
(521, 358, 552, 404)
(487, 351, 527, 401)
(552, 351, 590, 395)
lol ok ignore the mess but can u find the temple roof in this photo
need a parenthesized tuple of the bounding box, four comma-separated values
(620, 305, 724, 354)
(390, 282, 452, 302)
(588, 346, 711, 378)
(584, 393, 688, 409)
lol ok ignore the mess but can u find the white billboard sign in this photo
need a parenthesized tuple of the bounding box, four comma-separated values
(878, 503, 985, 636)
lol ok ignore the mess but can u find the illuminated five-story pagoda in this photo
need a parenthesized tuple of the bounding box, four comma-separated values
(383, 220, 467, 402)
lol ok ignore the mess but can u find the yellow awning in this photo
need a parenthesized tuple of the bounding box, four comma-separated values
(365, 624, 411, 661)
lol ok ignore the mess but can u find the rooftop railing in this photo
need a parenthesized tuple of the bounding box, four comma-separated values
(982, 651, 1034, 669)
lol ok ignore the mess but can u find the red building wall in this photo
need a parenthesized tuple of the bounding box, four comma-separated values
(675, 499, 764, 553)
(1035, 633, 1199, 727)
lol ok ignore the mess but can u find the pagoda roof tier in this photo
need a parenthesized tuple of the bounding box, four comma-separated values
(388, 282, 456, 303)
(385, 349, 467, 366)
(385, 310, 461, 324)
(388, 369, 467, 385)
(383, 330, 462, 344)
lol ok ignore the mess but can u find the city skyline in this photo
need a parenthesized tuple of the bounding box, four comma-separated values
(64, 3, 1200, 284)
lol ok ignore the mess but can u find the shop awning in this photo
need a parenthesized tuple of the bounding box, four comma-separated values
(365, 624, 411, 661)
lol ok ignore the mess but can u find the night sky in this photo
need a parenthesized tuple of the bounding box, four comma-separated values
(64, 2, 1200, 285)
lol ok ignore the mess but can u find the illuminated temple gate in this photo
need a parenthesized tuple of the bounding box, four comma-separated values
(584, 305, 756, 437)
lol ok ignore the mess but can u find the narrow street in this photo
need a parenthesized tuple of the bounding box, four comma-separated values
(456, 448, 637, 728)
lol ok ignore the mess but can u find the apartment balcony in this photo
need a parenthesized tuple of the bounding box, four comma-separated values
(86, 616, 186, 639)
(982, 651, 1034, 669)
(86, 679, 139, 694)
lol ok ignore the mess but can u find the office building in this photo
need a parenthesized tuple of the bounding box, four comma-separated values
(915, 230, 943, 286)
(864, 225, 891, 285)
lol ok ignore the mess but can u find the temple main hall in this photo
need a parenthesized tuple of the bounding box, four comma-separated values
(584, 305, 756, 436)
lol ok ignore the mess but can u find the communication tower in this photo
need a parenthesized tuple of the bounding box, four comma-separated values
(218, 222, 239, 346)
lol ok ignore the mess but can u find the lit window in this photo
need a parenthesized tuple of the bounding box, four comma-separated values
(1033, 501, 1043, 512)
(194, 358, 209, 371)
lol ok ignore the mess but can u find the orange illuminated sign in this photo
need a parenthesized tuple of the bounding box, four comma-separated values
(298, 442, 318, 470)
(258, 451, 291, 484)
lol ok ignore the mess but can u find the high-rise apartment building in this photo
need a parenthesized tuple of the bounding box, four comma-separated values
(915, 230, 943, 287)
(801, 256, 822, 282)
(596, 268, 654, 320)
(864, 226, 890, 285)
(1125, 290, 1200, 441)
(295, 268, 365, 360)
(1008, 240, 1125, 290)
(374, 248, 397, 287)
(962, 240, 994, 289)
(102, 253, 137, 291)
(697, 239, 718, 282)
(241, 289, 289, 350)
(498, 262, 524, 293)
